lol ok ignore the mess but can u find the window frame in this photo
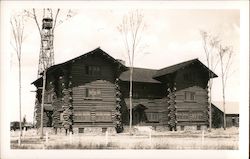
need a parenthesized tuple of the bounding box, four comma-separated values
(146, 112, 159, 122)
(84, 88, 102, 100)
(184, 91, 196, 102)
(85, 65, 101, 76)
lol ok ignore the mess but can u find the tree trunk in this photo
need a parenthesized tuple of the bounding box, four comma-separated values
(18, 59, 22, 145)
(221, 64, 226, 130)
(208, 79, 212, 131)
(129, 67, 133, 132)
(40, 69, 46, 139)
(222, 93, 226, 130)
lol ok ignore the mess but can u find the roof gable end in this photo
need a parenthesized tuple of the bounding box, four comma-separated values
(32, 47, 127, 85)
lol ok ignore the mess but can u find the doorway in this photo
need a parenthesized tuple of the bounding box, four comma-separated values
(132, 104, 148, 125)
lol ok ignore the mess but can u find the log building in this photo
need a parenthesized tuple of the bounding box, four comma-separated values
(32, 48, 217, 133)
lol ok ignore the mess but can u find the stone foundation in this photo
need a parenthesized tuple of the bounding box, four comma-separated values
(37, 125, 208, 135)
(200, 125, 208, 131)
(184, 126, 197, 131)
(73, 127, 116, 134)
(177, 125, 208, 131)
(176, 126, 182, 131)
(155, 126, 170, 132)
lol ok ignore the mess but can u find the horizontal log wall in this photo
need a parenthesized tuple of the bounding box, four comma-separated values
(123, 98, 168, 126)
(174, 64, 209, 127)
(69, 54, 118, 127)
(72, 80, 116, 126)
(175, 86, 208, 126)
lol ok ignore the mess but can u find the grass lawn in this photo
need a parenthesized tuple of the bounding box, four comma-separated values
(10, 127, 239, 149)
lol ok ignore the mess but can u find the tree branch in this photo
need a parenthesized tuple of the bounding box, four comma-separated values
(52, 9, 60, 32)
(33, 9, 42, 37)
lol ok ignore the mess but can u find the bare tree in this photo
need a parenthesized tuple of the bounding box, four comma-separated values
(10, 13, 26, 145)
(200, 31, 220, 131)
(201, 31, 235, 130)
(117, 10, 146, 132)
(218, 45, 234, 130)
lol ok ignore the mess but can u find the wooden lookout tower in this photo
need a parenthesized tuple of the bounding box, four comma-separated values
(37, 9, 55, 76)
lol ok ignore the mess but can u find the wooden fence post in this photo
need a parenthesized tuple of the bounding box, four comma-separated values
(18, 131, 21, 146)
(149, 129, 152, 148)
(201, 130, 205, 148)
(69, 131, 72, 144)
(105, 131, 108, 146)
(46, 131, 49, 144)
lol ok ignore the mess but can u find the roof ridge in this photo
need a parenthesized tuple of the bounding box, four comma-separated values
(132, 67, 158, 71)
(157, 58, 199, 71)
(153, 58, 217, 78)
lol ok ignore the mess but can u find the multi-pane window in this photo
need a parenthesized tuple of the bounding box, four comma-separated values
(146, 112, 159, 122)
(95, 112, 112, 122)
(86, 88, 101, 98)
(74, 111, 91, 122)
(184, 91, 195, 101)
(85, 66, 101, 75)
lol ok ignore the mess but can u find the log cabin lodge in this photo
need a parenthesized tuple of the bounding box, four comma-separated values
(32, 47, 218, 133)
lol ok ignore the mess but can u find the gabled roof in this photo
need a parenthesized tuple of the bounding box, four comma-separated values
(47, 47, 126, 72)
(119, 68, 160, 83)
(153, 58, 218, 78)
(32, 47, 127, 85)
(32, 48, 218, 86)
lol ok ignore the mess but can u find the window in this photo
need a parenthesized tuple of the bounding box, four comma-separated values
(147, 112, 159, 122)
(74, 111, 91, 122)
(95, 112, 112, 122)
(79, 128, 84, 133)
(102, 128, 107, 133)
(184, 91, 195, 101)
(85, 66, 101, 75)
(85, 88, 101, 99)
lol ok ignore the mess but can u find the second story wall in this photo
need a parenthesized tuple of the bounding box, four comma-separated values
(71, 54, 117, 87)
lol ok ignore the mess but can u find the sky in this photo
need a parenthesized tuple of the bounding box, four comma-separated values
(6, 5, 240, 122)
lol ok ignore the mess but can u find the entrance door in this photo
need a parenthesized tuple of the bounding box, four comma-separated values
(132, 104, 148, 125)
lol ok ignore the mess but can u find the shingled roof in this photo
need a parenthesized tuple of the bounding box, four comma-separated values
(119, 58, 217, 83)
(32, 48, 217, 85)
(153, 58, 218, 78)
(119, 68, 160, 83)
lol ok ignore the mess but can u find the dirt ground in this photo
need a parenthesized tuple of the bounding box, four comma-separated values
(10, 127, 239, 149)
